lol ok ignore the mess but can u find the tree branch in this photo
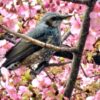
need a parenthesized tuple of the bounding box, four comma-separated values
(64, 0, 97, 99)
(0, 24, 76, 53)
(61, 31, 72, 42)
(62, 0, 92, 5)
(0, 25, 73, 59)
(47, 61, 72, 67)
(54, 50, 73, 59)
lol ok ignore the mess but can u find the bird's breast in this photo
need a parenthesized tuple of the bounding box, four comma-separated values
(46, 27, 61, 46)
(21, 48, 53, 67)
(21, 26, 61, 69)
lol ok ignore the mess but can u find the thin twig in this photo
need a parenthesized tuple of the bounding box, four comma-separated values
(44, 69, 55, 82)
(47, 61, 72, 67)
(62, 0, 91, 5)
(80, 65, 100, 78)
(62, 31, 72, 42)
(89, 74, 100, 78)
(80, 65, 88, 77)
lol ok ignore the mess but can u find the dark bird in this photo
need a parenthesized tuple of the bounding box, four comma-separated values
(1, 12, 72, 75)
(93, 51, 100, 65)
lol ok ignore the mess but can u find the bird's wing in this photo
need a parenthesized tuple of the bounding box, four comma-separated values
(3, 24, 48, 67)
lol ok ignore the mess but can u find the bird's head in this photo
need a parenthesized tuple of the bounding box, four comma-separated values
(40, 12, 72, 27)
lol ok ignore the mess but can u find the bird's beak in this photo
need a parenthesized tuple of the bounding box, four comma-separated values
(60, 14, 73, 19)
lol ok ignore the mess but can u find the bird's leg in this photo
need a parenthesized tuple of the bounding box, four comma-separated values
(35, 61, 49, 75)
(28, 65, 37, 76)
(34, 62, 55, 80)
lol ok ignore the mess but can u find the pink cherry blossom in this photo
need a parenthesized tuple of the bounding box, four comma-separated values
(15, 5, 29, 19)
(1, 67, 10, 80)
(90, 12, 100, 32)
(5, 85, 21, 100)
(94, 90, 100, 100)
(0, 40, 7, 47)
(70, 15, 81, 35)
(93, 2, 100, 12)
(18, 86, 32, 96)
(86, 96, 94, 100)
(0, 47, 7, 58)
(0, 0, 12, 6)
(85, 34, 96, 50)
(32, 78, 40, 87)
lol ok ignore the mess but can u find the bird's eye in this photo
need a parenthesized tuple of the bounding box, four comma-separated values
(51, 17, 57, 20)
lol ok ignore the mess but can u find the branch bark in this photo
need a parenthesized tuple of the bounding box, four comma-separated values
(0, 25, 73, 59)
(62, 0, 92, 5)
(0, 24, 76, 53)
(64, 0, 97, 99)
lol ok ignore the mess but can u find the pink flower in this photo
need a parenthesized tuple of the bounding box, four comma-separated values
(82, 77, 94, 87)
(94, 90, 100, 100)
(90, 12, 100, 32)
(0, 9, 8, 17)
(16, 5, 29, 19)
(85, 34, 96, 50)
(70, 15, 81, 34)
(3, 19, 19, 32)
(86, 90, 100, 100)
(32, 78, 40, 87)
(3, 42, 14, 50)
(0, 40, 6, 47)
(58, 86, 64, 94)
(93, 2, 100, 12)
(18, 86, 32, 97)
(5, 85, 21, 100)
(43, 77, 52, 86)
(86, 96, 94, 100)
(29, 7, 37, 18)
(13, 67, 27, 76)
(1, 67, 10, 80)
(0, 0, 12, 6)
(0, 47, 7, 58)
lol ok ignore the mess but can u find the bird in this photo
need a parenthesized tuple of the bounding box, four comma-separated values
(1, 12, 72, 75)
